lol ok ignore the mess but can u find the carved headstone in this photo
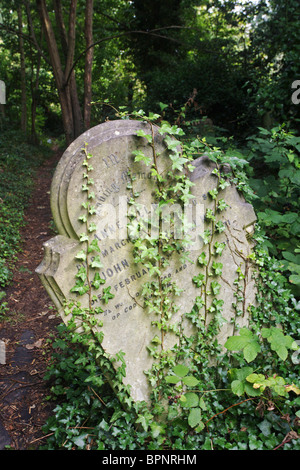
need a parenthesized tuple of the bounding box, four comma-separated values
(36, 120, 257, 402)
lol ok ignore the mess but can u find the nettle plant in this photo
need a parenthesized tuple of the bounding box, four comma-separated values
(44, 112, 300, 450)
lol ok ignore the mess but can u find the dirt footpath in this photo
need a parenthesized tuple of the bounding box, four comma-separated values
(0, 147, 62, 449)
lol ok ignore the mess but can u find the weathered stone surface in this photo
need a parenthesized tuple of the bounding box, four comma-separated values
(36, 119, 257, 403)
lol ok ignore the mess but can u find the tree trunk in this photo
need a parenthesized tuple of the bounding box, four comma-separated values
(36, 0, 82, 145)
(53, 0, 84, 138)
(17, 5, 27, 134)
(84, 0, 94, 130)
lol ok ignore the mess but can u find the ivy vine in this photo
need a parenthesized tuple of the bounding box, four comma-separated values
(43, 111, 300, 450)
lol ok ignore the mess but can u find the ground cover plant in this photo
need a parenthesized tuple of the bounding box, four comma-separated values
(40, 111, 300, 451)
(0, 0, 299, 451)
(0, 131, 48, 320)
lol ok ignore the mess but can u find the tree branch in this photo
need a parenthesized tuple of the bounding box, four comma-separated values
(64, 26, 184, 87)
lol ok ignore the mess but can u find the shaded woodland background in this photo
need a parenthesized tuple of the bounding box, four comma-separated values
(1, 0, 299, 297)
(0, 0, 299, 142)
(0, 1, 300, 451)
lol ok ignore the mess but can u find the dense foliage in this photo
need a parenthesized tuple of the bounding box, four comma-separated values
(0, 0, 299, 451)
(0, 131, 48, 319)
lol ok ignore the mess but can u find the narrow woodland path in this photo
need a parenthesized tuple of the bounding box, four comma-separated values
(0, 146, 62, 450)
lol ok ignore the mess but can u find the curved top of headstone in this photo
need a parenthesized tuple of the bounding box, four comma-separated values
(51, 119, 171, 240)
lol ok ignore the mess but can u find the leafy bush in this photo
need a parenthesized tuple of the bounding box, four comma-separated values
(245, 125, 300, 297)
(0, 131, 48, 309)
(41, 117, 300, 451)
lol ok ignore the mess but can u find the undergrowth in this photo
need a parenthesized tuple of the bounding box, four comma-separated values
(40, 112, 300, 451)
(0, 130, 49, 318)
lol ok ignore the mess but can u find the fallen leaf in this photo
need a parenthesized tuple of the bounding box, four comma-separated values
(25, 339, 43, 350)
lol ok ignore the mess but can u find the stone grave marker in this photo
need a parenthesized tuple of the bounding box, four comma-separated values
(36, 119, 257, 403)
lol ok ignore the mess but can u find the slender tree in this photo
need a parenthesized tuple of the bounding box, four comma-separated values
(17, 4, 27, 133)
(84, 0, 93, 130)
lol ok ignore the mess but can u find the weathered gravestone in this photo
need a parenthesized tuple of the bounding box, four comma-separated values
(36, 119, 257, 403)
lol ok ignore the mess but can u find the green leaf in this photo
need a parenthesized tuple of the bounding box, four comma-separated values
(182, 376, 199, 387)
(165, 375, 180, 384)
(211, 281, 221, 295)
(132, 149, 152, 165)
(243, 341, 261, 363)
(136, 129, 152, 142)
(214, 241, 226, 255)
(290, 274, 300, 285)
(198, 252, 208, 266)
(88, 238, 101, 253)
(76, 267, 87, 282)
(212, 261, 223, 276)
(193, 273, 205, 287)
(225, 329, 261, 362)
(90, 256, 103, 269)
(75, 250, 86, 261)
(188, 408, 202, 428)
(261, 327, 297, 361)
(173, 364, 189, 377)
(70, 281, 89, 296)
(169, 152, 188, 171)
(231, 379, 245, 396)
(79, 233, 89, 243)
(182, 392, 199, 408)
(136, 413, 153, 432)
(73, 434, 87, 448)
(92, 272, 106, 289)
(102, 286, 114, 304)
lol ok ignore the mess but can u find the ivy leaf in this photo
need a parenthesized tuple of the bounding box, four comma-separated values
(92, 272, 106, 290)
(76, 267, 87, 282)
(88, 238, 101, 253)
(75, 250, 86, 261)
(136, 129, 152, 143)
(136, 412, 153, 432)
(198, 252, 208, 266)
(214, 241, 226, 255)
(215, 221, 226, 233)
(169, 152, 188, 171)
(70, 281, 89, 296)
(217, 199, 229, 211)
(88, 222, 97, 233)
(208, 188, 218, 200)
(78, 215, 87, 223)
(90, 256, 103, 269)
(132, 149, 152, 165)
(211, 281, 221, 295)
(193, 273, 205, 288)
(102, 286, 114, 304)
(79, 233, 89, 243)
(212, 261, 223, 276)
